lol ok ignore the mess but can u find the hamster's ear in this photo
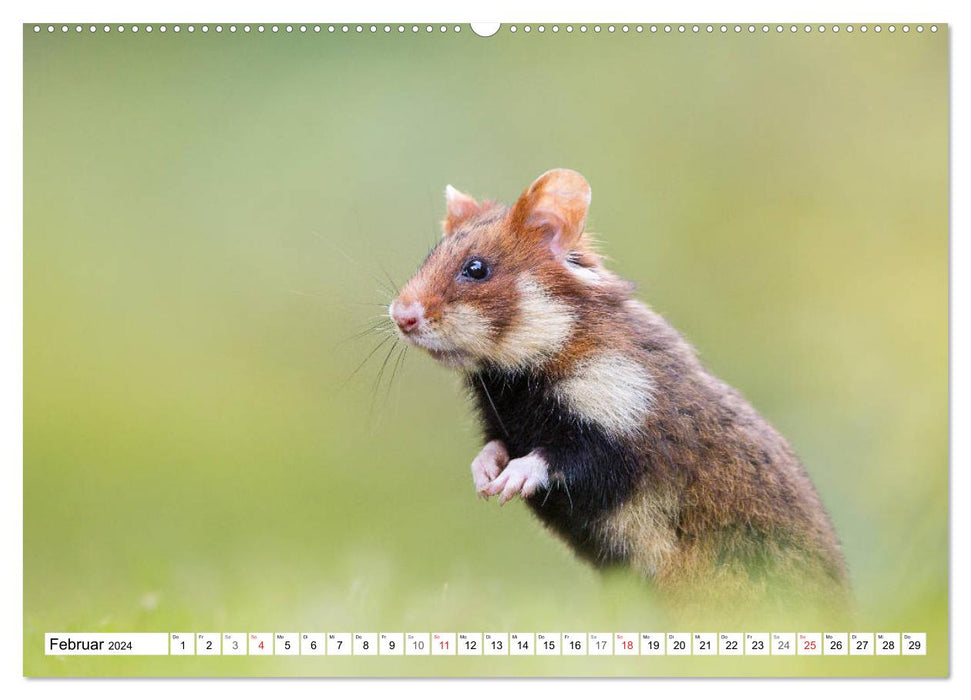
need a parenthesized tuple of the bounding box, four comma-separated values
(508, 169, 591, 259)
(443, 185, 480, 236)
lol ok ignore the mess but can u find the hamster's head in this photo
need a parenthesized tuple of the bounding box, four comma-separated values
(390, 169, 615, 372)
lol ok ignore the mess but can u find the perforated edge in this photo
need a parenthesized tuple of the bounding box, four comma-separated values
(29, 23, 942, 36)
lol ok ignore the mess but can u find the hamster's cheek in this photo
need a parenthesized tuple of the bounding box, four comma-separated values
(438, 301, 496, 357)
(488, 276, 575, 371)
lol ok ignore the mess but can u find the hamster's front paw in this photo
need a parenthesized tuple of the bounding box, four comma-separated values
(471, 439, 509, 498)
(484, 450, 550, 505)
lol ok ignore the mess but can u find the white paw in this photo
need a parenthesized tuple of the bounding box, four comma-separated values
(471, 440, 509, 497)
(484, 450, 550, 505)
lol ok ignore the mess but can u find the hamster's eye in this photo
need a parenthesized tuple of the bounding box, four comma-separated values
(461, 257, 490, 281)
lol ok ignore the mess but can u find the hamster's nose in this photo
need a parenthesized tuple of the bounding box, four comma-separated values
(391, 300, 424, 334)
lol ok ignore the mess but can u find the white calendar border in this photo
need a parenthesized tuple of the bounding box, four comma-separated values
(4, 0, 966, 698)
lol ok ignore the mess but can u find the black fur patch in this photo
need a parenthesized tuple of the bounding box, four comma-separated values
(469, 367, 645, 567)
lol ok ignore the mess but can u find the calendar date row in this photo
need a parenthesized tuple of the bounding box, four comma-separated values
(46, 632, 926, 657)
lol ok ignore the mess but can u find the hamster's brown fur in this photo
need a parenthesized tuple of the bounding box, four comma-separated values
(390, 169, 849, 611)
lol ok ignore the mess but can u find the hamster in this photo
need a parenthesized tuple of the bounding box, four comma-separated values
(388, 169, 849, 607)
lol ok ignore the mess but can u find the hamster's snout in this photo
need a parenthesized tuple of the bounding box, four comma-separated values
(390, 300, 424, 334)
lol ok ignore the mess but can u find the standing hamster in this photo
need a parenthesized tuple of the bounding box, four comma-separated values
(389, 169, 848, 607)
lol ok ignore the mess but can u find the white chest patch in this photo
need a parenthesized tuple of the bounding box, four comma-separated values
(554, 351, 655, 436)
(492, 276, 574, 370)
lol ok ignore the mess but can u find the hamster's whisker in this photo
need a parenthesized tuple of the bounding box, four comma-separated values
(384, 345, 409, 404)
(344, 335, 394, 385)
(369, 341, 400, 416)
(374, 284, 397, 300)
(476, 374, 509, 440)
(288, 289, 327, 298)
(337, 321, 395, 347)
(376, 262, 401, 296)
(289, 288, 388, 307)
(540, 486, 552, 508)
(309, 232, 402, 299)
(562, 479, 574, 515)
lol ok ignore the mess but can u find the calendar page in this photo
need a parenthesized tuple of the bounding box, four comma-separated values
(23, 20, 947, 678)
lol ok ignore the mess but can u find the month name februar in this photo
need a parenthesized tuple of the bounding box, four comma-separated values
(49, 636, 104, 651)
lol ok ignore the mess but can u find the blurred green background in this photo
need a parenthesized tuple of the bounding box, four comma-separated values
(24, 24, 947, 676)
